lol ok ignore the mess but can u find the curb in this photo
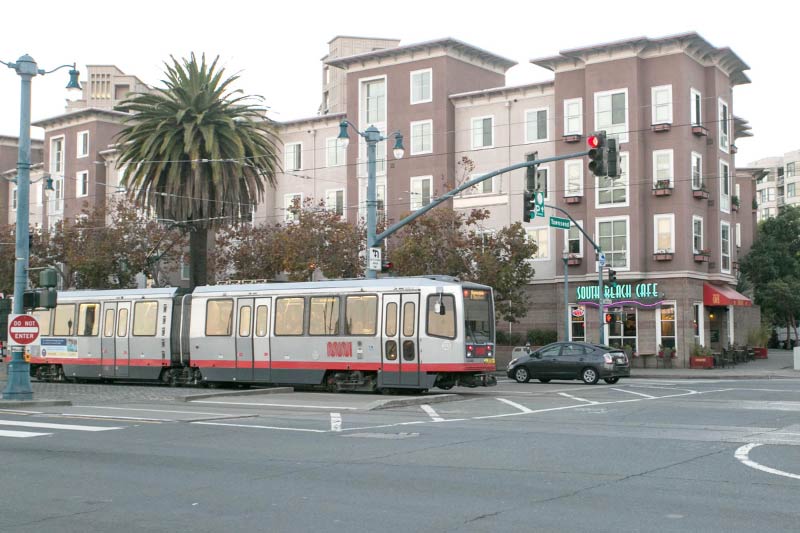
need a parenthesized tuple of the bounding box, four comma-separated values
(631, 374, 798, 380)
(366, 394, 462, 411)
(180, 386, 294, 402)
(0, 400, 73, 408)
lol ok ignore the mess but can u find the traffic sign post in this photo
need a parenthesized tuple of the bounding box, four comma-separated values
(8, 314, 40, 346)
(599, 252, 606, 268)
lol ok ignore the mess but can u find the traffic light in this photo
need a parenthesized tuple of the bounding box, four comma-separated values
(522, 189, 535, 222)
(21, 288, 58, 310)
(606, 138, 620, 179)
(605, 313, 614, 324)
(381, 261, 393, 273)
(607, 269, 617, 287)
(587, 131, 607, 177)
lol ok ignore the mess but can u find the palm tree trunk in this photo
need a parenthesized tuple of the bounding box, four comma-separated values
(189, 227, 209, 289)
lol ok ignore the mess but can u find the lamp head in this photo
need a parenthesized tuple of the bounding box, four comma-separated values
(392, 133, 405, 160)
(337, 120, 350, 148)
(65, 64, 82, 94)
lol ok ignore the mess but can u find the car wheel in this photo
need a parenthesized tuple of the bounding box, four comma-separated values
(581, 367, 599, 385)
(538, 378, 551, 383)
(603, 377, 620, 384)
(513, 367, 530, 383)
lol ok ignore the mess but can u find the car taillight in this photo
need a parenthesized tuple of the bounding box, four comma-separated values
(603, 353, 614, 364)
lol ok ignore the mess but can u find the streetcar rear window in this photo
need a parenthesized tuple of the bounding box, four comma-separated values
(53, 304, 75, 336)
(78, 303, 100, 336)
(134, 301, 159, 336)
(345, 295, 377, 335)
(427, 294, 456, 339)
(309, 296, 339, 335)
(205, 299, 233, 336)
(103, 308, 115, 337)
(464, 289, 493, 343)
(275, 297, 305, 336)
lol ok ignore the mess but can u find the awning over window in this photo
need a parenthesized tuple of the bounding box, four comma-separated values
(703, 283, 753, 307)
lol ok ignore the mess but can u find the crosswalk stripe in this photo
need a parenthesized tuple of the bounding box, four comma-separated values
(0, 429, 52, 438)
(0, 420, 122, 432)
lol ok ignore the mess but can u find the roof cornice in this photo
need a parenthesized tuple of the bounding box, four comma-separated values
(32, 108, 130, 129)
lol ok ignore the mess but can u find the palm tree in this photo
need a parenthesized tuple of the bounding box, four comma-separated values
(115, 53, 279, 287)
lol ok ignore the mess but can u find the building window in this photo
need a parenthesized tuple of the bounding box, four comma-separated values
(285, 143, 302, 171)
(410, 176, 432, 210)
(11, 187, 17, 211)
(721, 221, 731, 273)
(467, 173, 495, 195)
(692, 216, 704, 254)
(410, 120, 433, 155)
(570, 305, 586, 342)
(526, 156, 548, 198)
(657, 303, 677, 351)
(651, 85, 672, 124)
(719, 99, 729, 152)
(597, 216, 629, 269)
(564, 160, 583, 197)
(471, 116, 494, 149)
(284, 193, 303, 222)
(788, 183, 796, 198)
(362, 78, 386, 124)
(597, 152, 629, 207)
(691, 88, 702, 126)
(606, 306, 637, 353)
(527, 227, 549, 260)
(77, 171, 89, 197)
(180, 259, 190, 281)
(653, 214, 675, 253)
(595, 89, 628, 143)
(525, 108, 548, 143)
(77, 131, 89, 158)
(50, 137, 64, 174)
(693, 302, 704, 346)
(788, 162, 797, 177)
(410, 68, 432, 104)
(720, 160, 731, 213)
(325, 137, 346, 167)
(567, 220, 583, 256)
(51, 177, 64, 214)
(325, 189, 345, 216)
(653, 149, 674, 188)
(689, 153, 703, 191)
(564, 98, 583, 135)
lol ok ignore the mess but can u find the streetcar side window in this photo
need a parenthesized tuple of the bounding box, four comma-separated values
(205, 299, 233, 336)
(32, 309, 51, 337)
(78, 303, 100, 336)
(238, 305, 252, 337)
(346, 295, 377, 335)
(117, 308, 129, 337)
(403, 302, 415, 337)
(275, 297, 305, 336)
(309, 296, 339, 335)
(133, 301, 159, 336)
(427, 294, 456, 339)
(103, 309, 115, 337)
(255, 306, 269, 337)
(53, 304, 76, 336)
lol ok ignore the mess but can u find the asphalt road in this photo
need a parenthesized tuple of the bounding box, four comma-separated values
(1, 378, 800, 532)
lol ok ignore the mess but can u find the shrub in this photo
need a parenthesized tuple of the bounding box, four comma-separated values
(496, 330, 525, 346)
(527, 328, 557, 346)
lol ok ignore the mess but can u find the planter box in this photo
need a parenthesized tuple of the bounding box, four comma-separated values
(563, 134, 581, 143)
(753, 347, 768, 359)
(693, 253, 710, 263)
(732, 204, 739, 212)
(653, 188, 673, 196)
(693, 189, 709, 199)
(654, 253, 673, 261)
(564, 196, 582, 204)
(566, 257, 582, 266)
(652, 123, 671, 132)
(690, 356, 713, 369)
(691, 125, 709, 136)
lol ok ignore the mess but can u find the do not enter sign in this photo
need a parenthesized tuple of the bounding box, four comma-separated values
(8, 314, 40, 346)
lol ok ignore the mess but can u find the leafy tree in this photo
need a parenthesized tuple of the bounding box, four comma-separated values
(390, 209, 537, 322)
(115, 53, 279, 288)
(740, 206, 800, 343)
(211, 223, 285, 282)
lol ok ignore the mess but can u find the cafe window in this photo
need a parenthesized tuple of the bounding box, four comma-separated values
(205, 299, 233, 336)
(693, 302, 704, 346)
(275, 297, 305, 336)
(133, 301, 159, 336)
(78, 303, 100, 336)
(657, 303, 677, 350)
(346, 295, 377, 335)
(309, 296, 340, 335)
(570, 305, 585, 342)
(606, 305, 637, 354)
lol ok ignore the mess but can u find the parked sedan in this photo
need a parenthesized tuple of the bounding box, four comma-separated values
(506, 342, 630, 385)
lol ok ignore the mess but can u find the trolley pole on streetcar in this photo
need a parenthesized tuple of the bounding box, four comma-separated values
(1, 55, 81, 400)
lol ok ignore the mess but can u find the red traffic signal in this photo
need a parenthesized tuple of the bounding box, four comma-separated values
(587, 135, 601, 149)
(381, 261, 393, 273)
(587, 131, 607, 176)
(604, 313, 614, 324)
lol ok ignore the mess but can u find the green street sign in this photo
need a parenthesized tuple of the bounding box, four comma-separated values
(549, 216, 570, 230)
(534, 191, 545, 217)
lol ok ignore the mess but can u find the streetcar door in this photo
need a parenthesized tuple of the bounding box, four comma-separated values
(252, 298, 271, 383)
(381, 294, 401, 386)
(100, 302, 116, 378)
(399, 293, 421, 387)
(235, 298, 255, 382)
(114, 302, 131, 378)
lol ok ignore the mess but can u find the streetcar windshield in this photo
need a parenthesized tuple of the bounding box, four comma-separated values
(463, 289, 494, 343)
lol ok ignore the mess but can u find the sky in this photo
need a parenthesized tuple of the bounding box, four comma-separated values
(1, 0, 796, 165)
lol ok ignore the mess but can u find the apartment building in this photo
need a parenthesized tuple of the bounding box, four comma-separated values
(750, 150, 800, 221)
(1, 136, 43, 225)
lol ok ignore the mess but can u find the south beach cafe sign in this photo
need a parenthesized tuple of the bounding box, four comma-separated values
(576, 282, 661, 301)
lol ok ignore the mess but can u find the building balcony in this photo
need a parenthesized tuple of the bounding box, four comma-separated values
(564, 195, 582, 205)
(654, 251, 674, 261)
(691, 125, 709, 137)
(692, 188, 709, 200)
(651, 123, 671, 132)
(693, 250, 711, 263)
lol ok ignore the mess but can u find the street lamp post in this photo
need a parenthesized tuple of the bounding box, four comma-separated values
(337, 121, 404, 279)
(1, 54, 80, 400)
(563, 249, 569, 342)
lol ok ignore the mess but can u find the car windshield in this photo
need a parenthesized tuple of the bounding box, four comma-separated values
(463, 288, 494, 343)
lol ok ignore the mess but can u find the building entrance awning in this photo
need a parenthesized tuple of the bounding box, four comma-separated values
(703, 283, 753, 307)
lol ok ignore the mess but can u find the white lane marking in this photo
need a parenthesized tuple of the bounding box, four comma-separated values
(496, 398, 534, 414)
(558, 392, 599, 404)
(330, 413, 342, 432)
(0, 409, 43, 415)
(192, 421, 327, 433)
(0, 429, 52, 438)
(340, 421, 426, 432)
(60, 414, 172, 422)
(735, 443, 800, 480)
(611, 388, 656, 399)
(0, 420, 122, 432)
(421, 404, 445, 422)
(192, 401, 359, 410)
(74, 406, 254, 416)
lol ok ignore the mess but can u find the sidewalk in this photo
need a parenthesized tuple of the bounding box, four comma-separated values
(630, 349, 799, 380)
